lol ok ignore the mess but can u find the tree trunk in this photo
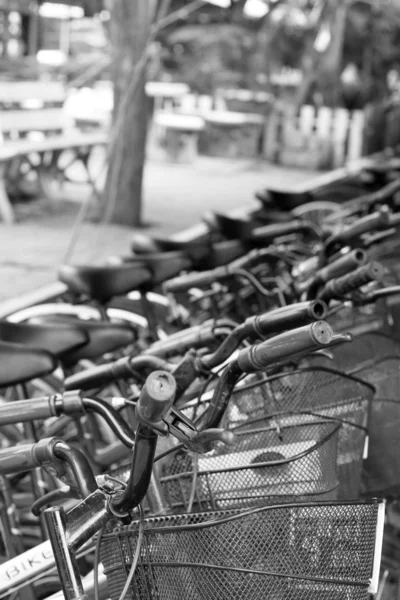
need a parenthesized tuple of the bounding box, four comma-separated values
(102, 0, 153, 226)
(294, 0, 349, 110)
(294, 0, 330, 110)
(319, 0, 348, 107)
(247, 0, 285, 91)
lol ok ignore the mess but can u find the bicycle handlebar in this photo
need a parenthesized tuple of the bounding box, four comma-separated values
(136, 370, 176, 426)
(250, 220, 321, 243)
(111, 371, 175, 513)
(242, 300, 327, 339)
(326, 207, 391, 251)
(315, 249, 367, 284)
(197, 302, 327, 371)
(0, 437, 96, 498)
(0, 395, 60, 425)
(145, 320, 234, 357)
(164, 265, 229, 293)
(0, 392, 137, 448)
(303, 249, 367, 299)
(356, 285, 400, 303)
(344, 178, 400, 215)
(64, 354, 171, 391)
(237, 321, 334, 373)
(198, 321, 339, 431)
(318, 261, 384, 302)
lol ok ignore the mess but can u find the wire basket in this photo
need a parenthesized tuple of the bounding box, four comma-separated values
(156, 418, 339, 513)
(307, 332, 400, 375)
(369, 237, 400, 286)
(337, 355, 400, 496)
(326, 300, 390, 336)
(302, 332, 400, 495)
(226, 367, 373, 500)
(100, 500, 384, 600)
(364, 237, 400, 337)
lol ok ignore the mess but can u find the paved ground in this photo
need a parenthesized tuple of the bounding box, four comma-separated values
(0, 157, 318, 303)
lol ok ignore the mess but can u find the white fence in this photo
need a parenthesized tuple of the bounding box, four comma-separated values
(263, 105, 365, 170)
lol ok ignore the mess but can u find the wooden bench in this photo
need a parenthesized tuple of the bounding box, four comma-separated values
(199, 110, 265, 158)
(0, 81, 108, 224)
(149, 112, 205, 163)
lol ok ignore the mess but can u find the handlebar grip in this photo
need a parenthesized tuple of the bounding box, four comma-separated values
(145, 323, 217, 357)
(163, 266, 228, 293)
(328, 208, 390, 248)
(318, 261, 384, 301)
(237, 321, 334, 373)
(0, 443, 38, 474)
(0, 437, 58, 475)
(316, 249, 367, 283)
(136, 371, 176, 426)
(251, 220, 316, 242)
(64, 356, 133, 391)
(0, 396, 57, 426)
(243, 301, 327, 338)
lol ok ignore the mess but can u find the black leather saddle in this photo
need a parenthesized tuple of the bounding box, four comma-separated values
(122, 252, 193, 286)
(130, 218, 248, 271)
(31, 316, 136, 365)
(363, 158, 400, 175)
(0, 342, 57, 386)
(204, 212, 255, 242)
(255, 188, 313, 211)
(0, 320, 88, 359)
(58, 263, 152, 303)
(131, 232, 212, 266)
(127, 237, 246, 274)
(255, 179, 374, 211)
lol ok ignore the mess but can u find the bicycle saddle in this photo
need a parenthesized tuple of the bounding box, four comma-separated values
(363, 158, 400, 175)
(31, 316, 136, 365)
(58, 263, 152, 303)
(124, 252, 193, 286)
(0, 341, 57, 386)
(255, 188, 313, 211)
(0, 320, 89, 359)
(204, 212, 254, 242)
(131, 232, 212, 265)
(125, 238, 246, 279)
(207, 239, 246, 267)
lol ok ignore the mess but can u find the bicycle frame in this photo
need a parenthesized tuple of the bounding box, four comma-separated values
(0, 538, 105, 598)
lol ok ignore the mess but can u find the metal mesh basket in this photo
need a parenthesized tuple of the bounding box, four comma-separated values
(305, 331, 400, 373)
(326, 300, 390, 336)
(226, 367, 373, 500)
(157, 418, 339, 512)
(100, 500, 384, 600)
(369, 237, 400, 286)
(339, 355, 400, 496)
(303, 333, 400, 496)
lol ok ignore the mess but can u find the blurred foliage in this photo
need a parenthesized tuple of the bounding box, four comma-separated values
(7, 0, 400, 107)
(344, 1, 400, 101)
(152, 0, 400, 105)
(156, 0, 311, 93)
(163, 23, 254, 91)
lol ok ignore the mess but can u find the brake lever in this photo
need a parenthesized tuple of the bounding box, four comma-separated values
(311, 349, 335, 361)
(164, 407, 236, 453)
(137, 397, 236, 453)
